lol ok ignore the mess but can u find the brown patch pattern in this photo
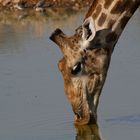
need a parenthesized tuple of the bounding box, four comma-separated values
(85, 0, 99, 19)
(111, 1, 126, 14)
(111, 0, 133, 14)
(108, 19, 116, 28)
(104, 0, 113, 9)
(93, 4, 102, 19)
(98, 13, 107, 27)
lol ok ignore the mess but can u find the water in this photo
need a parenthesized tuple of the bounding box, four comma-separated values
(0, 8, 140, 140)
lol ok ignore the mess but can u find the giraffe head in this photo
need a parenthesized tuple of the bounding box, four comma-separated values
(50, 0, 140, 125)
(50, 17, 114, 125)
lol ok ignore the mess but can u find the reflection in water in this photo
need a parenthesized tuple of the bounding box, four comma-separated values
(106, 113, 140, 124)
(75, 124, 101, 140)
(0, 8, 85, 37)
(0, 8, 85, 53)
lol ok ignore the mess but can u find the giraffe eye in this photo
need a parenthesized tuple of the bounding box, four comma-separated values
(71, 62, 83, 75)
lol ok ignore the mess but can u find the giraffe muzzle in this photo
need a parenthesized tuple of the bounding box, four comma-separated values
(74, 108, 96, 125)
(72, 96, 97, 125)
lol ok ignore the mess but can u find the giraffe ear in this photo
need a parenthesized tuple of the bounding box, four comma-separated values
(82, 17, 96, 42)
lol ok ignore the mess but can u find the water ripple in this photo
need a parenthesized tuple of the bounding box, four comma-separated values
(106, 113, 140, 124)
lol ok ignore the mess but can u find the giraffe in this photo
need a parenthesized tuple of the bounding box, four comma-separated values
(50, 0, 140, 125)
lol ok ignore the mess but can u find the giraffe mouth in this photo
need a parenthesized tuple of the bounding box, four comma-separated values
(72, 96, 97, 125)
(74, 112, 96, 125)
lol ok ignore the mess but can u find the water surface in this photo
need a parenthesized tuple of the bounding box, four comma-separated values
(0, 8, 140, 140)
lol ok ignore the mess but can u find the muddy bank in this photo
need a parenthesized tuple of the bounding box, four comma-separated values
(0, 8, 86, 40)
(0, 0, 92, 11)
(0, 8, 86, 24)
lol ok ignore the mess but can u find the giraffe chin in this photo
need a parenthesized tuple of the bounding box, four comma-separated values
(73, 102, 97, 125)
(74, 111, 96, 125)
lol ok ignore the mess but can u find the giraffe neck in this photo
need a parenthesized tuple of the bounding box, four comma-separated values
(85, 0, 140, 35)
